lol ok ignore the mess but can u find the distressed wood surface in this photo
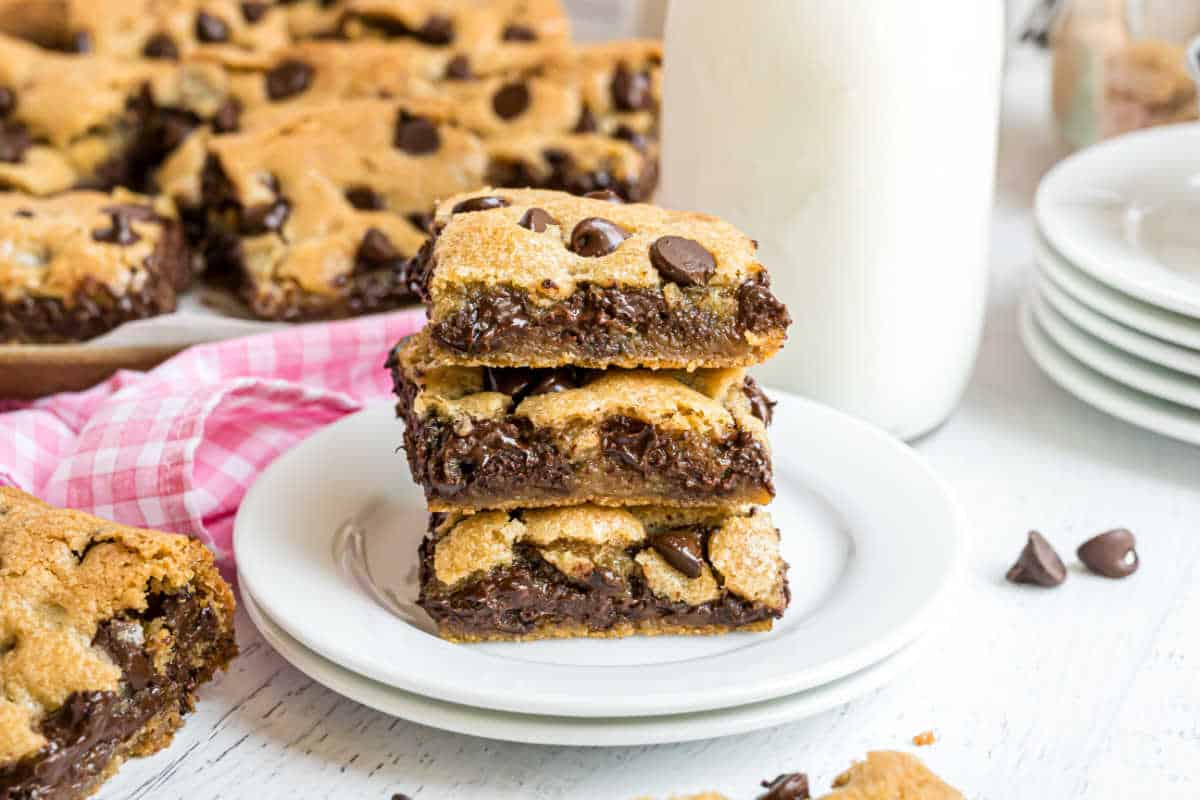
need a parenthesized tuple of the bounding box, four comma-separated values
(99, 50, 1199, 800)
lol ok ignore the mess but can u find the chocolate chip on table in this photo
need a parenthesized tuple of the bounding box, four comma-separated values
(212, 98, 241, 133)
(570, 217, 629, 257)
(611, 61, 652, 111)
(418, 14, 454, 45)
(574, 105, 598, 133)
(444, 54, 473, 80)
(650, 236, 716, 286)
(194, 11, 230, 43)
(502, 23, 537, 41)
(394, 113, 440, 155)
(650, 529, 706, 579)
(265, 59, 315, 101)
(757, 772, 811, 800)
(584, 189, 623, 203)
(1077, 529, 1138, 578)
(0, 87, 15, 117)
(493, 82, 531, 120)
(241, 1, 269, 23)
(0, 121, 31, 164)
(451, 195, 509, 214)
(1005, 530, 1067, 587)
(142, 32, 179, 60)
(345, 186, 385, 211)
(518, 207, 556, 232)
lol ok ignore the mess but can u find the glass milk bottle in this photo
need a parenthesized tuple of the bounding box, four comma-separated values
(659, 0, 1004, 439)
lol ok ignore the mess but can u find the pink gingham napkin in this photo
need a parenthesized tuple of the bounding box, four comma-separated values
(0, 311, 425, 564)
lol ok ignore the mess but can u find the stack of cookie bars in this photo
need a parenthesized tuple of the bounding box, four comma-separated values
(389, 187, 794, 642)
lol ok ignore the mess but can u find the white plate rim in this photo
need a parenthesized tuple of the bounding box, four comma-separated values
(1019, 295, 1200, 446)
(1036, 271, 1200, 377)
(240, 581, 929, 748)
(1034, 123, 1200, 317)
(1034, 232, 1200, 350)
(1031, 290, 1200, 410)
(234, 393, 966, 718)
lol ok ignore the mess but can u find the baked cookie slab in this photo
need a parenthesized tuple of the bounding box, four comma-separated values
(412, 188, 791, 369)
(0, 190, 191, 343)
(0, 487, 236, 800)
(419, 504, 788, 642)
(390, 331, 775, 511)
(0, 36, 232, 195)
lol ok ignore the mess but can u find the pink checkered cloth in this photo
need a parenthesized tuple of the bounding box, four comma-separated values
(0, 311, 425, 564)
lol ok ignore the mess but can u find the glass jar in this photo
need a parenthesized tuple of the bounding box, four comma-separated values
(1052, 0, 1200, 149)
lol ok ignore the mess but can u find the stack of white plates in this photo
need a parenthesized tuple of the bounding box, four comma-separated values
(1026, 124, 1200, 446)
(234, 396, 964, 746)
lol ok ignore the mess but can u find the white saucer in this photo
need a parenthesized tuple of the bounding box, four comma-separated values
(1037, 272, 1200, 378)
(234, 394, 964, 719)
(1036, 123, 1200, 317)
(1035, 232, 1200, 350)
(1031, 291, 1200, 410)
(1020, 296, 1200, 446)
(240, 582, 929, 747)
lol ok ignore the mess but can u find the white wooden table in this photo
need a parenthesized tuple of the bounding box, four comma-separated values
(101, 50, 1200, 800)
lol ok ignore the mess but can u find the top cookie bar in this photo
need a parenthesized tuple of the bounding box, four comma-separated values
(413, 188, 791, 370)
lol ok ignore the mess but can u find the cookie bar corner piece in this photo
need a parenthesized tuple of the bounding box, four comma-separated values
(413, 187, 791, 370)
(0, 487, 236, 800)
(418, 504, 788, 643)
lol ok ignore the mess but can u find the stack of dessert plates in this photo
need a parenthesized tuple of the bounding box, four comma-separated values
(1026, 124, 1200, 446)
(233, 392, 965, 746)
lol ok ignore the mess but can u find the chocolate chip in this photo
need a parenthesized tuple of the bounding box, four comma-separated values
(92, 209, 144, 246)
(611, 62, 652, 111)
(584, 189, 623, 203)
(241, 1, 269, 23)
(0, 87, 15, 118)
(743, 377, 775, 426)
(482, 368, 534, 398)
(650, 529, 705, 579)
(265, 59, 315, 101)
(650, 236, 716, 287)
(614, 123, 649, 151)
(0, 121, 31, 164)
(142, 32, 178, 60)
(394, 113, 440, 155)
(570, 218, 628, 257)
(518, 207, 556, 232)
(418, 14, 454, 45)
(70, 30, 92, 53)
(406, 211, 434, 233)
(345, 186, 384, 211)
(527, 369, 578, 396)
(493, 82, 531, 120)
(452, 196, 509, 214)
(445, 54, 473, 80)
(353, 228, 404, 275)
(1077, 529, 1138, 579)
(502, 23, 537, 41)
(574, 105, 598, 133)
(483, 366, 579, 402)
(13, 208, 32, 218)
(212, 98, 241, 133)
(1006, 531, 1067, 587)
(195, 11, 230, 42)
(240, 198, 290, 234)
(757, 773, 810, 800)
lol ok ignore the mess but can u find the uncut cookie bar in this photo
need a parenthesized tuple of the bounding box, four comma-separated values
(0, 190, 191, 343)
(419, 504, 788, 642)
(0, 36, 232, 195)
(0, 488, 236, 800)
(159, 97, 483, 320)
(389, 330, 775, 511)
(412, 188, 791, 369)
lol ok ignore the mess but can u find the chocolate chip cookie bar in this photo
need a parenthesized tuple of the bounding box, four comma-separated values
(0, 190, 191, 343)
(412, 188, 791, 369)
(0, 35, 232, 195)
(485, 132, 657, 201)
(0, 487, 236, 800)
(340, 0, 570, 51)
(160, 97, 483, 319)
(419, 504, 788, 642)
(390, 331, 774, 511)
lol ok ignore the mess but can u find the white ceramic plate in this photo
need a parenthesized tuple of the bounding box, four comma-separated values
(235, 394, 964, 719)
(1034, 232, 1200, 350)
(1020, 296, 1200, 446)
(1037, 272, 1200, 378)
(1035, 124, 1200, 317)
(1031, 291, 1200, 410)
(241, 583, 929, 747)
